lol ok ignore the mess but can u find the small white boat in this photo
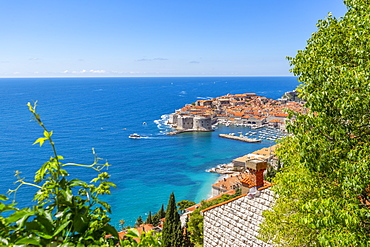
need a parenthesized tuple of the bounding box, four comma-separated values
(129, 133, 141, 139)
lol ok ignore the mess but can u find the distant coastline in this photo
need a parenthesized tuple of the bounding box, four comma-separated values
(0, 77, 299, 227)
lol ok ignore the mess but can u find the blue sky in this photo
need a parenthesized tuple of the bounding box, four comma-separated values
(0, 1, 347, 77)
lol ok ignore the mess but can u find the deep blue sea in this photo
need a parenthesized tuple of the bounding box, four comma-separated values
(0, 77, 298, 228)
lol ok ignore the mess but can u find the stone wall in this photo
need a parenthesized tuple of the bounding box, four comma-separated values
(193, 116, 212, 131)
(203, 188, 274, 247)
(177, 115, 193, 130)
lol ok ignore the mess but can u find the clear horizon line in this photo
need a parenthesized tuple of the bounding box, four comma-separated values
(0, 74, 296, 79)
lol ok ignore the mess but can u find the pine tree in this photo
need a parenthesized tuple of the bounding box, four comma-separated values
(162, 192, 184, 247)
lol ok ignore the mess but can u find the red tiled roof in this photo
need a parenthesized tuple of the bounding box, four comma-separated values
(202, 182, 273, 213)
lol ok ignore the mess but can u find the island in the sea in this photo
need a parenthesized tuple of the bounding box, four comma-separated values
(167, 91, 304, 133)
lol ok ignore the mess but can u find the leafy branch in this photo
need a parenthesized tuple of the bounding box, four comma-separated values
(0, 102, 120, 246)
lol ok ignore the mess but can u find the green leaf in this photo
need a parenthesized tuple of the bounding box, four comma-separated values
(125, 228, 140, 239)
(73, 215, 88, 233)
(33, 137, 48, 146)
(53, 220, 72, 237)
(60, 243, 74, 247)
(15, 236, 40, 245)
(44, 130, 53, 138)
(69, 179, 87, 187)
(102, 224, 119, 240)
(35, 216, 54, 234)
(36, 231, 54, 240)
(6, 208, 32, 225)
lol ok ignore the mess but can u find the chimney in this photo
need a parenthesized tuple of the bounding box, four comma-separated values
(241, 160, 267, 194)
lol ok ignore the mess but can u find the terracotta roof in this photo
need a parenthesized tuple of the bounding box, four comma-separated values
(202, 181, 273, 213)
(105, 231, 128, 241)
(232, 112, 244, 117)
(212, 173, 249, 191)
(137, 224, 158, 234)
(269, 119, 283, 123)
(274, 113, 289, 117)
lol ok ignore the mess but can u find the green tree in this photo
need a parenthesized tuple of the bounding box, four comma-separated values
(259, 1, 370, 246)
(145, 211, 153, 225)
(152, 204, 165, 226)
(119, 219, 126, 231)
(135, 215, 144, 228)
(162, 192, 184, 247)
(176, 200, 195, 213)
(183, 218, 194, 247)
(0, 102, 119, 246)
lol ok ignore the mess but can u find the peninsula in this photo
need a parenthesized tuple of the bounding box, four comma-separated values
(167, 92, 304, 133)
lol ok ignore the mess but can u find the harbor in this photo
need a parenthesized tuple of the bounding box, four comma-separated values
(217, 126, 288, 143)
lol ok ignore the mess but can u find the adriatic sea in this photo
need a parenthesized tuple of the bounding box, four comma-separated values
(0, 76, 298, 227)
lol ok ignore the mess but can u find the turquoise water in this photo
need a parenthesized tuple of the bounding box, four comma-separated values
(0, 77, 298, 227)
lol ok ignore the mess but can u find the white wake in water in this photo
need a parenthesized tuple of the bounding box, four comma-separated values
(154, 114, 171, 130)
(196, 96, 213, 100)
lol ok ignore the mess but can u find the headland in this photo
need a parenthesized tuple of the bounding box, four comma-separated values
(167, 91, 304, 134)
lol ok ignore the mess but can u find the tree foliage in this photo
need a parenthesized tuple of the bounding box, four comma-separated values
(135, 216, 144, 228)
(176, 200, 195, 213)
(145, 211, 153, 225)
(120, 228, 162, 247)
(0, 102, 119, 246)
(162, 192, 184, 247)
(151, 204, 165, 227)
(259, 1, 370, 245)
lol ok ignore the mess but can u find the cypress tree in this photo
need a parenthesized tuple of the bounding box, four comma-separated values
(162, 192, 184, 247)
(152, 204, 165, 226)
(158, 204, 165, 218)
(145, 211, 153, 225)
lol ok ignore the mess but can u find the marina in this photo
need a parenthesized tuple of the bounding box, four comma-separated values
(217, 126, 288, 143)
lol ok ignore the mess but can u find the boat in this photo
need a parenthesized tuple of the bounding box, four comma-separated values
(129, 133, 141, 139)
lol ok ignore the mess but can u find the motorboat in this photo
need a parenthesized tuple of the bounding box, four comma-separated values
(129, 133, 141, 139)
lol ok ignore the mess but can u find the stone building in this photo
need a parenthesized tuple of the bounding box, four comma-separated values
(193, 116, 212, 131)
(177, 115, 194, 130)
(168, 113, 213, 131)
(202, 160, 274, 247)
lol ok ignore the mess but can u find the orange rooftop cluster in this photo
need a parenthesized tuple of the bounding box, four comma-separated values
(168, 92, 304, 132)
